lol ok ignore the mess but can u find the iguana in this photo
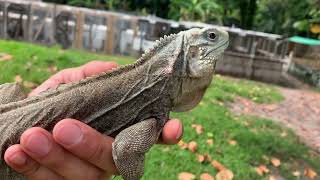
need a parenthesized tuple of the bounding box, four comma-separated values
(0, 27, 229, 180)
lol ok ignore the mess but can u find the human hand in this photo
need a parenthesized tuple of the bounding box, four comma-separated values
(4, 61, 183, 179)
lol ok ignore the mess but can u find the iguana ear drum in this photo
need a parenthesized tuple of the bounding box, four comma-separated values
(186, 46, 201, 77)
(186, 45, 214, 78)
(187, 46, 200, 59)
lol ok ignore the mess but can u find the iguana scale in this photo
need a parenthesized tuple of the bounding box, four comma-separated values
(0, 27, 229, 180)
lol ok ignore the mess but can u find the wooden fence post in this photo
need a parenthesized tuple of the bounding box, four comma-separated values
(27, 3, 32, 42)
(51, 4, 57, 44)
(3, 1, 7, 39)
(130, 16, 138, 56)
(74, 10, 84, 49)
(281, 41, 288, 59)
(104, 14, 117, 54)
(273, 41, 279, 58)
(248, 41, 258, 79)
(0, 1, 4, 38)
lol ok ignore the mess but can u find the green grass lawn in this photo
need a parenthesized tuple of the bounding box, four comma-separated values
(0, 40, 133, 86)
(1, 40, 319, 180)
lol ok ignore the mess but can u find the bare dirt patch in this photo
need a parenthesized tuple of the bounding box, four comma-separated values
(229, 87, 320, 152)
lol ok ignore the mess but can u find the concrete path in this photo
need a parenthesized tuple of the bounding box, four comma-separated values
(229, 87, 320, 152)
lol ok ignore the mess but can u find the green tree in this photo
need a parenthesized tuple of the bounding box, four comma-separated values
(294, 0, 320, 38)
(215, 0, 240, 26)
(255, 0, 310, 36)
(41, 0, 319, 38)
(67, 0, 99, 8)
(43, 0, 68, 4)
(129, 0, 171, 18)
(240, 0, 257, 29)
(169, 0, 222, 24)
(104, 0, 131, 11)
(218, 0, 257, 29)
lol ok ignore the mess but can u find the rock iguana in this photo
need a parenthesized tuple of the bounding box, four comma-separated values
(0, 27, 229, 180)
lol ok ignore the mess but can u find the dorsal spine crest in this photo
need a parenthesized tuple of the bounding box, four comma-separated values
(138, 33, 178, 63)
(0, 32, 180, 113)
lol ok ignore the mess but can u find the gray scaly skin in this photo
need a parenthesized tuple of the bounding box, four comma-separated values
(0, 27, 229, 180)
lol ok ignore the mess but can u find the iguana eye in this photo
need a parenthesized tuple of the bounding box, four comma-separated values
(208, 32, 217, 41)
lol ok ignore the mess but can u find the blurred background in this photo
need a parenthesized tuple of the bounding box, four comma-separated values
(0, 0, 319, 179)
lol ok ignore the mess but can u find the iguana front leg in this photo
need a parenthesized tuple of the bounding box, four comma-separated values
(112, 118, 162, 180)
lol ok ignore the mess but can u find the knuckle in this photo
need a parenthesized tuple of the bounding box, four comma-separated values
(88, 142, 105, 164)
(57, 68, 71, 74)
(20, 161, 41, 178)
(45, 147, 66, 171)
(54, 69, 72, 79)
(84, 170, 103, 180)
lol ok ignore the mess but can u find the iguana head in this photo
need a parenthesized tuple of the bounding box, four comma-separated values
(173, 27, 229, 112)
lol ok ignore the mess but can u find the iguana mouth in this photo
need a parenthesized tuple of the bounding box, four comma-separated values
(198, 54, 222, 66)
(199, 48, 224, 65)
(200, 41, 229, 61)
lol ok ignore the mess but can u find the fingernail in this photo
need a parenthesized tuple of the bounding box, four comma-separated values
(25, 133, 50, 157)
(9, 152, 27, 166)
(176, 122, 183, 140)
(55, 123, 83, 146)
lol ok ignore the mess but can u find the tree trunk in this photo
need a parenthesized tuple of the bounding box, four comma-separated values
(239, 0, 257, 29)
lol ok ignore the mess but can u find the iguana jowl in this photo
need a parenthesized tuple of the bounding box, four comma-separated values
(0, 27, 229, 180)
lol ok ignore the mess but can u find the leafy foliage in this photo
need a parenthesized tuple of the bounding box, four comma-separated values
(256, 0, 312, 36)
(169, 0, 223, 24)
(130, 0, 171, 18)
(294, 0, 320, 38)
(68, 0, 99, 8)
(42, 0, 319, 38)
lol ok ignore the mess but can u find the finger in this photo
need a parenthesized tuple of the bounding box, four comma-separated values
(81, 61, 118, 77)
(29, 61, 118, 96)
(20, 127, 103, 180)
(52, 119, 117, 175)
(159, 119, 183, 145)
(28, 75, 63, 96)
(28, 67, 84, 96)
(4, 144, 63, 180)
